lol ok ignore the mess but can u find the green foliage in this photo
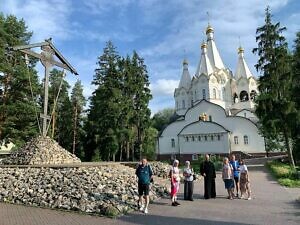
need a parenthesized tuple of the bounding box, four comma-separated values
(253, 7, 297, 168)
(141, 127, 158, 160)
(85, 41, 152, 161)
(151, 108, 176, 132)
(0, 14, 41, 146)
(266, 161, 300, 187)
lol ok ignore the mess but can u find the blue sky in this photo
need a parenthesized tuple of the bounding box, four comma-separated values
(1, 0, 299, 114)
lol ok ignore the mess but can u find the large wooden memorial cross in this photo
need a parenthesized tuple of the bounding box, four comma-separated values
(12, 39, 78, 137)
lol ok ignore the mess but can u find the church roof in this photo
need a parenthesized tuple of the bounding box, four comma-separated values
(196, 41, 214, 76)
(206, 24, 225, 70)
(178, 59, 191, 89)
(235, 46, 253, 79)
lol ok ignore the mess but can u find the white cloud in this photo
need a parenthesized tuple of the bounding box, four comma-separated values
(1, 0, 73, 42)
(150, 79, 178, 97)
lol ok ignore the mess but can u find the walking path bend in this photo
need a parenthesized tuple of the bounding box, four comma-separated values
(0, 166, 299, 225)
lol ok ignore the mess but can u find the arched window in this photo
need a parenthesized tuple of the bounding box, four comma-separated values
(192, 136, 195, 142)
(240, 91, 249, 102)
(204, 135, 208, 141)
(171, 138, 175, 148)
(217, 134, 221, 141)
(211, 135, 214, 141)
(213, 88, 217, 99)
(182, 100, 185, 109)
(244, 135, 249, 145)
(234, 136, 238, 144)
(202, 89, 206, 99)
(250, 90, 257, 101)
(185, 136, 189, 142)
(222, 88, 226, 100)
(198, 136, 201, 141)
(209, 115, 212, 121)
(233, 93, 238, 103)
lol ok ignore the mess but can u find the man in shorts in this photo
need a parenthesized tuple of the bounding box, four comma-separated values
(230, 154, 240, 198)
(136, 158, 153, 214)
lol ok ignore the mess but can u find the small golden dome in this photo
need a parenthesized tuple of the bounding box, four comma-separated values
(206, 24, 214, 34)
(238, 46, 244, 54)
(201, 41, 207, 49)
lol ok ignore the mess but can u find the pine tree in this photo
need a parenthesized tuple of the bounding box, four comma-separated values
(291, 32, 300, 164)
(85, 41, 122, 161)
(0, 14, 40, 146)
(71, 80, 86, 157)
(130, 51, 152, 160)
(253, 7, 297, 168)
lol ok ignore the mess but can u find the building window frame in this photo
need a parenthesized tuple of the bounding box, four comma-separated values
(171, 138, 175, 148)
(244, 135, 249, 145)
(234, 136, 239, 145)
(192, 154, 198, 161)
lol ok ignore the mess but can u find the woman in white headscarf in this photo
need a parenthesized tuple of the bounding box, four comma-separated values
(183, 161, 194, 201)
(170, 159, 180, 206)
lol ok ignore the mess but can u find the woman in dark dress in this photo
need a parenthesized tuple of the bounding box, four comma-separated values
(200, 154, 216, 199)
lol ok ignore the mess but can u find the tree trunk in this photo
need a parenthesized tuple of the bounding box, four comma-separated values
(119, 143, 123, 162)
(51, 111, 56, 138)
(283, 130, 296, 169)
(126, 141, 130, 161)
(72, 105, 78, 155)
(112, 153, 115, 162)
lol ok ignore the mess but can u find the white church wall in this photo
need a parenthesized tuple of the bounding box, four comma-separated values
(178, 132, 230, 154)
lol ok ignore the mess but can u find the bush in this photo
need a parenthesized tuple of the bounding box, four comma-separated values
(266, 161, 300, 188)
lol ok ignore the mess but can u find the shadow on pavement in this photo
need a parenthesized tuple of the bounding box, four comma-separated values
(119, 214, 253, 225)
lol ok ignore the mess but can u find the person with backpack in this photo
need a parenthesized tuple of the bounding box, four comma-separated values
(135, 158, 153, 214)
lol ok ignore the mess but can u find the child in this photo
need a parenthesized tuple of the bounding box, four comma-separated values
(239, 159, 252, 200)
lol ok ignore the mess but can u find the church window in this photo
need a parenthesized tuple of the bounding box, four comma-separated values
(171, 139, 175, 148)
(182, 100, 185, 109)
(211, 135, 214, 141)
(202, 89, 206, 99)
(185, 136, 189, 142)
(213, 88, 217, 99)
(250, 90, 257, 101)
(209, 115, 212, 121)
(244, 135, 249, 145)
(240, 91, 249, 102)
(217, 134, 221, 141)
(192, 136, 195, 142)
(244, 112, 247, 117)
(192, 154, 198, 161)
(234, 136, 239, 144)
(198, 136, 201, 141)
(204, 135, 208, 141)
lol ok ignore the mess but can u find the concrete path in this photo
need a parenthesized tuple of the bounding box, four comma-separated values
(0, 166, 299, 225)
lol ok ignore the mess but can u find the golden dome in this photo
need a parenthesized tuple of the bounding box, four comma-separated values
(206, 24, 214, 34)
(238, 46, 244, 54)
(183, 59, 188, 65)
(201, 41, 207, 49)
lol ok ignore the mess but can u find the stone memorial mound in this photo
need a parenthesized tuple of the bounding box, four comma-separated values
(1, 136, 81, 165)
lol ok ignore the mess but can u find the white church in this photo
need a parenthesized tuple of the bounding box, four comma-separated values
(157, 24, 266, 161)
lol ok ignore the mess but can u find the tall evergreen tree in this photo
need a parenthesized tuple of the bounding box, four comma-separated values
(130, 51, 152, 160)
(253, 7, 297, 167)
(0, 14, 40, 146)
(85, 41, 122, 161)
(71, 80, 86, 156)
(291, 32, 300, 164)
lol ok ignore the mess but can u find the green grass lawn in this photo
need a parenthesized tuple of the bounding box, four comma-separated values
(266, 161, 300, 188)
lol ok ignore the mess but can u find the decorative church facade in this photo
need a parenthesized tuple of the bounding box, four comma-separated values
(157, 24, 265, 161)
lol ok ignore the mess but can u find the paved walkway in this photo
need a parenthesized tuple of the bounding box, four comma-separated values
(0, 166, 299, 225)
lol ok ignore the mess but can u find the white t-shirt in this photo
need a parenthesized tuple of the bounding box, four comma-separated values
(240, 165, 248, 173)
(183, 167, 194, 182)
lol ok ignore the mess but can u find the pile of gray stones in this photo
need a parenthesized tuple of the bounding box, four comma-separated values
(0, 137, 170, 217)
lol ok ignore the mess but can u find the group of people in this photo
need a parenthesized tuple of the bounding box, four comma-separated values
(135, 154, 252, 214)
